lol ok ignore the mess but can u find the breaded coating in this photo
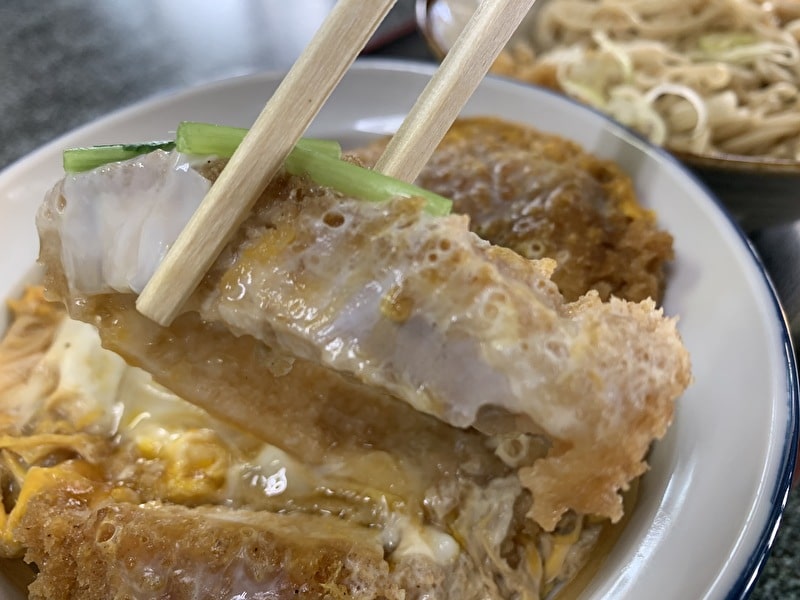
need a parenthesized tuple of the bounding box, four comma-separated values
(38, 165, 691, 530)
(0, 291, 566, 599)
(355, 117, 674, 302)
(15, 467, 407, 600)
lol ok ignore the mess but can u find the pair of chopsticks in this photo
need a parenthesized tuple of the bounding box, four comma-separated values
(137, 0, 537, 326)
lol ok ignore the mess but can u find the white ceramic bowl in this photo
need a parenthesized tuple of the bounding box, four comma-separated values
(0, 59, 797, 599)
(417, 0, 800, 231)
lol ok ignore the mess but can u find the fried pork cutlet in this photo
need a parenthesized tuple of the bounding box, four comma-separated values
(8, 116, 690, 599)
(354, 117, 674, 303)
(16, 476, 434, 600)
(37, 143, 691, 531)
(1, 289, 599, 600)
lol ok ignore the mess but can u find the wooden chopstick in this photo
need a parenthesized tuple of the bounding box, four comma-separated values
(136, 0, 398, 326)
(375, 0, 538, 183)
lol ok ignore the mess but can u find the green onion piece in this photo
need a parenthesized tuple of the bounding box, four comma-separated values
(63, 141, 175, 173)
(697, 32, 758, 53)
(61, 122, 448, 216)
(63, 122, 342, 174)
(175, 122, 246, 157)
(285, 145, 452, 216)
(295, 137, 342, 158)
(175, 121, 341, 159)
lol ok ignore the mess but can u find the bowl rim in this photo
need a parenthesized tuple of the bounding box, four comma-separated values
(415, 0, 800, 173)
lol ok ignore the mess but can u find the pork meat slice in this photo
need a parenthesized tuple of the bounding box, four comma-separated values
(36, 153, 691, 529)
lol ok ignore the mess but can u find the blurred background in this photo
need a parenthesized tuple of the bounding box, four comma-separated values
(0, 0, 429, 170)
(0, 0, 798, 597)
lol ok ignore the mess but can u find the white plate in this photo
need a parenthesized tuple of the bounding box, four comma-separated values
(0, 59, 797, 599)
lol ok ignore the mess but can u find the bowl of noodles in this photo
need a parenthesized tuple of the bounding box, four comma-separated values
(418, 0, 800, 229)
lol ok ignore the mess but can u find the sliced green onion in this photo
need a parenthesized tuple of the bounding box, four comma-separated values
(174, 122, 448, 214)
(285, 145, 452, 216)
(175, 121, 246, 157)
(64, 123, 341, 174)
(175, 121, 341, 159)
(63, 141, 175, 173)
(697, 32, 758, 53)
(294, 137, 343, 158)
(61, 121, 449, 216)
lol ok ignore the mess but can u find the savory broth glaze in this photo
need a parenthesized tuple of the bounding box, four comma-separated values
(0, 116, 689, 599)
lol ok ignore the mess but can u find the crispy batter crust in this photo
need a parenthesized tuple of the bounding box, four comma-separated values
(27, 116, 692, 600)
(199, 176, 689, 529)
(16, 472, 413, 600)
(0, 293, 563, 600)
(355, 117, 674, 303)
(37, 145, 691, 530)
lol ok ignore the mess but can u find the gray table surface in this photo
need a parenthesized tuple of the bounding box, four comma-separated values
(1, 1, 798, 597)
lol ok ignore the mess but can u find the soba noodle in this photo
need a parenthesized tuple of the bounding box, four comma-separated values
(492, 0, 800, 159)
